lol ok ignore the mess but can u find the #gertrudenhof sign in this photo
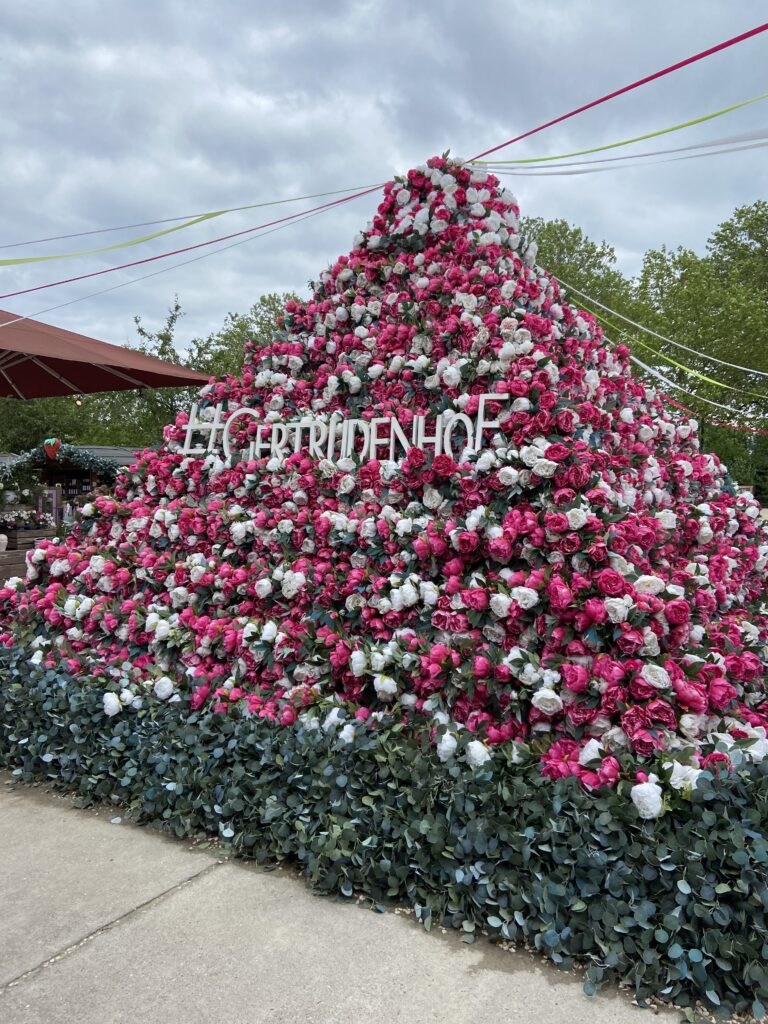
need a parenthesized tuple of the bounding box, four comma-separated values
(180, 395, 511, 465)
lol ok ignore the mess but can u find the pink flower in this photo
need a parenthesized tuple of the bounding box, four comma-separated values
(664, 599, 690, 625)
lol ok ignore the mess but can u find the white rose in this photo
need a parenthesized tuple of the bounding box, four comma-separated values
(640, 664, 671, 689)
(532, 458, 558, 478)
(374, 674, 398, 701)
(578, 738, 602, 765)
(531, 687, 563, 716)
(261, 621, 278, 643)
(655, 510, 677, 530)
(255, 579, 273, 598)
(490, 593, 511, 618)
(510, 586, 539, 610)
(634, 575, 666, 595)
(103, 692, 122, 717)
(630, 777, 664, 819)
(436, 732, 458, 762)
(338, 723, 356, 744)
(566, 508, 588, 530)
(604, 597, 630, 623)
(230, 522, 247, 544)
(350, 650, 367, 677)
(441, 364, 462, 388)
(519, 445, 540, 468)
(665, 761, 702, 792)
(497, 467, 519, 486)
(323, 708, 344, 732)
(154, 620, 171, 642)
(153, 677, 175, 701)
(679, 713, 706, 739)
(466, 739, 492, 768)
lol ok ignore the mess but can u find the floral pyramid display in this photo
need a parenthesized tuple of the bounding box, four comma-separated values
(3, 155, 768, 800)
(4, 156, 768, 1013)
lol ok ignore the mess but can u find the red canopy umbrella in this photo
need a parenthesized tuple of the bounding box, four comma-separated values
(0, 309, 208, 399)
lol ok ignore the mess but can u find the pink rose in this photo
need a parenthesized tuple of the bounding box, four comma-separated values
(596, 569, 626, 597)
(708, 677, 737, 711)
(561, 663, 589, 693)
(664, 599, 690, 625)
(462, 588, 489, 611)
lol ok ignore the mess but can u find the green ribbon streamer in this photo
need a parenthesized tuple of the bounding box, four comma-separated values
(0, 185, 383, 268)
(474, 91, 768, 165)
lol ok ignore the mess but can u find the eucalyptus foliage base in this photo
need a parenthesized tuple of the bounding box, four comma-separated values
(1, 647, 767, 1020)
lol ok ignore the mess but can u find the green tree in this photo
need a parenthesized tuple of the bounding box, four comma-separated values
(521, 216, 636, 313)
(187, 292, 295, 379)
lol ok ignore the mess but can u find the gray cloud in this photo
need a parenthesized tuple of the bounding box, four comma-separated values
(0, 0, 766, 355)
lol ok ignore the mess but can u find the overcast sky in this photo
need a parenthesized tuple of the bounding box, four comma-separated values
(1, 1, 766, 356)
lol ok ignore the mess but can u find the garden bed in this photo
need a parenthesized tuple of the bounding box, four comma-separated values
(1, 644, 767, 1020)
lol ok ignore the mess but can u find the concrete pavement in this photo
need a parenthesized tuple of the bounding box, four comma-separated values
(0, 775, 678, 1024)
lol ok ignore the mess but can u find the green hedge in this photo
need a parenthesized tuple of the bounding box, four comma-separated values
(1, 643, 767, 1019)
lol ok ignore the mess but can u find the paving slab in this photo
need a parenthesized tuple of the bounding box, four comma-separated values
(0, 779, 215, 986)
(0, 787, 679, 1024)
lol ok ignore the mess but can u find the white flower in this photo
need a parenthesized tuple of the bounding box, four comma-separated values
(339, 723, 356, 744)
(679, 713, 706, 739)
(374, 674, 398, 701)
(604, 596, 632, 623)
(640, 664, 671, 689)
(665, 761, 702, 792)
(634, 575, 666, 595)
(323, 708, 344, 732)
(441, 364, 462, 388)
(497, 466, 519, 486)
(229, 522, 247, 544)
(154, 677, 175, 700)
(436, 732, 457, 762)
(655, 510, 677, 530)
(103, 692, 122, 717)
(531, 687, 563, 716)
(466, 739, 492, 768)
(566, 508, 588, 530)
(350, 650, 367, 677)
(154, 620, 171, 642)
(255, 578, 273, 598)
(490, 593, 511, 618)
(261, 621, 278, 643)
(578, 738, 603, 765)
(532, 458, 558, 478)
(630, 777, 664, 819)
(510, 586, 539, 610)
